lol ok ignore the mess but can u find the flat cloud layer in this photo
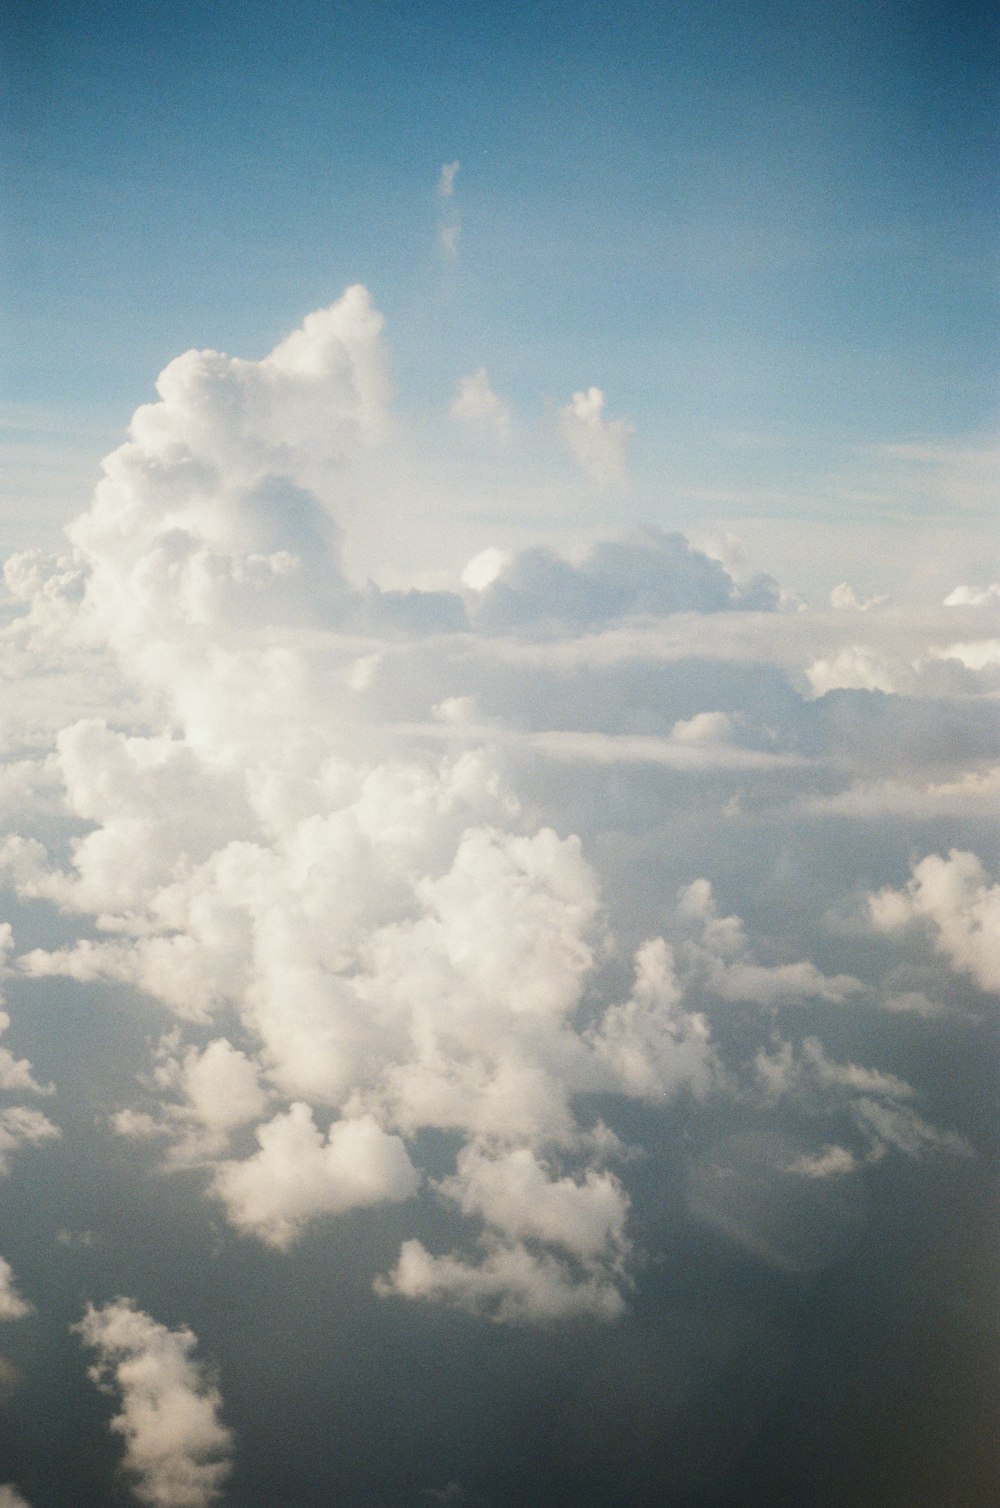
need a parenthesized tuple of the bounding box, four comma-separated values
(1, 290, 997, 1502)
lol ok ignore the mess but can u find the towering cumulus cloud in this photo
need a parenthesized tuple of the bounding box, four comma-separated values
(1, 289, 997, 1497)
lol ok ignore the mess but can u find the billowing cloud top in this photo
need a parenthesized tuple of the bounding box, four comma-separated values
(1, 288, 997, 1501)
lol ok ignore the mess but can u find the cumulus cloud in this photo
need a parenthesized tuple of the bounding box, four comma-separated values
(805, 645, 903, 696)
(943, 582, 1000, 607)
(74, 1299, 233, 1508)
(449, 369, 511, 439)
(557, 387, 633, 486)
(0, 924, 52, 1096)
(377, 1236, 627, 1323)
(213, 1105, 419, 1248)
(829, 582, 888, 612)
(0, 1488, 33, 1508)
(870, 850, 1000, 994)
(463, 525, 778, 631)
(1, 288, 991, 1335)
(0, 1257, 32, 1321)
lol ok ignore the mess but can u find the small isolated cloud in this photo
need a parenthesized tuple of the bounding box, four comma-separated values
(943, 582, 1000, 607)
(557, 387, 633, 486)
(0, 1107, 61, 1177)
(74, 1299, 234, 1508)
(0, 1257, 32, 1321)
(0, 1487, 33, 1508)
(785, 1145, 858, 1179)
(829, 582, 888, 612)
(449, 369, 511, 440)
(377, 1235, 627, 1323)
(437, 160, 460, 198)
(437, 162, 461, 257)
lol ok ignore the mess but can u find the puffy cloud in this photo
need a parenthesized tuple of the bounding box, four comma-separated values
(943, 582, 1000, 607)
(439, 1145, 630, 1265)
(869, 850, 1000, 994)
(464, 525, 777, 632)
(829, 582, 888, 612)
(805, 645, 903, 696)
(0, 1106, 60, 1176)
(557, 387, 633, 487)
(0, 925, 59, 1176)
(0, 1257, 32, 1321)
(587, 938, 716, 1101)
(213, 1105, 419, 1249)
(377, 1236, 627, 1323)
(2, 288, 994, 1340)
(74, 1299, 233, 1508)
(930, 638, 1000, 672)
(0, 1488, 33, 1508)
(0, 925, 52, 1096)
(449, 369, 511, 440)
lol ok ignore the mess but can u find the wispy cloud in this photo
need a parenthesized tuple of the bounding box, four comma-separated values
(437, 160, 461, 258)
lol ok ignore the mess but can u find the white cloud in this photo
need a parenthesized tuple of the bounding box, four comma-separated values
(943, 583, 1000, 607)
(0, 1108, 60, 1177)
(785, 1145, 858, 1178)
(377, 1236, 626, 1323)
(449, 369, 511, 440)
(0, 925, 52, 1096)
(74, 1299, 233, 1508)
(587, 938, 716, 1101)
(557, 387, 633, 486)
(3, 289, 994, 1336)
(869, 850, 1000, 994)
(805, 644, 904, 696)
(212, 1105, 419, 1249)
(0, 1258, 32, 1321)
(829, 582, 888, 612)
(930, 638, 1000, 671)
(0, 1488, 33, 1508)
(439, 1144, 630, 1265)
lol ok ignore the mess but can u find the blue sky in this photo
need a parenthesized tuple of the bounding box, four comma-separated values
(2, 0, 997, 578)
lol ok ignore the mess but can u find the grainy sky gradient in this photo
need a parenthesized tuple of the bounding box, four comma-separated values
(1, 2, 998, 1505)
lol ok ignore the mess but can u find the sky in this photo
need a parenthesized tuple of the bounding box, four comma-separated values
(0, 2, 998, 1506)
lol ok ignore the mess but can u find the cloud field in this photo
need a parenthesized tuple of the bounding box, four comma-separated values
(0, 289, 997, 1504)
